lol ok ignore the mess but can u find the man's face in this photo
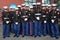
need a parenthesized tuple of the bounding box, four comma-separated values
(30, 8, 34, 12)
(4, 10, 8, 12)
(46, 6, 48, 9)
(16, 10, 19, 12)
(26, 6, 29, 10)
(52, 6, 56, 10)
(42, 7, 46, 10)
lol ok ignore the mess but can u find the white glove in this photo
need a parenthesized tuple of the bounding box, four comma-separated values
(54, 16, 56, 18)
(51, 19, 54, 23)
(36, 17, 40, 20)
(24, 18, 28, 21)
(15, 22, 18, 24)
(44, 21, 47, 23)
(6, 21, 9, 24)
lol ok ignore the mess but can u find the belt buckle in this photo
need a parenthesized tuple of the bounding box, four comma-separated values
(44, 20, 47, 23)
(15, 22, 18, 24)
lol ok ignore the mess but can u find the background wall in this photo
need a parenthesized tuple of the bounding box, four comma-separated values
(0, 0, 23, 8)
(0, 0, 54, 8)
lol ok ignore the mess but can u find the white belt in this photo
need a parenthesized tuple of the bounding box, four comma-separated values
(44, 20, 47, 23)
(22, 16, 28, 17)
(36, 17, 40, 20)
(42, 15, 46, 17)
(35, 13, 41, 15)
(4, 18, 9, 19)
(15, 22, 18, 24)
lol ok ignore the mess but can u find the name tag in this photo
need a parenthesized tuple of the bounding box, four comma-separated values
(36, 17, 40, 20)
(42, 15, 46, 17)
(15, 22, 18, 24)
(6, 21, 9, 24)
(51, 19, 54, 23)
(44, 21, 47, 23)
(35, 13, 41, 15)
(24, 18, 28, 21)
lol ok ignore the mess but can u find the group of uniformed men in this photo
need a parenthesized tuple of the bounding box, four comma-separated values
(2, 2, 60, 39)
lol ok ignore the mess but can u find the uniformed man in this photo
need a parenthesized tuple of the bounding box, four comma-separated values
(50, 4, 59, 39)
(45, 4, 52, 35)
(27, 6, 34, 36)
(36, 2, 42, 36)
(12, 8, 21, 37)
(2, 6, 10, 38)
(33, 2, 42, 37)
(41, 4, 47, 36)
(9, 7, 15, 33)
(17, 5, 22, 34)
(21, 5, 29, 37)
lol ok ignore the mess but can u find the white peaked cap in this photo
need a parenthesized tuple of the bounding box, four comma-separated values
(15, 8, 19, 10)
(32, 3, 36, 5)
(30, 6, 33, 8)
(17, 5, 21, 7)
(42, 4, 46, 6)
(25, 4, 29, 6)
(48, 4, 51, 6)
(37, 2, 41, 5)
(51, 4, 57, 6)
(21, 4, 25, 6)
(3, 6, 8, 9)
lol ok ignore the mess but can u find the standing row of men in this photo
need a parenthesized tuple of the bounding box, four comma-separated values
(2, 2, 60, 39)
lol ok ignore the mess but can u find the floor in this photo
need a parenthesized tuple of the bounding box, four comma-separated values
(0, 23, 60, 40)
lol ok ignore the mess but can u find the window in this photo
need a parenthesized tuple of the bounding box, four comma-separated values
(24, 0, 36, 6)
(42, 0, 50, 4)
(9, 3, 17, 8)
